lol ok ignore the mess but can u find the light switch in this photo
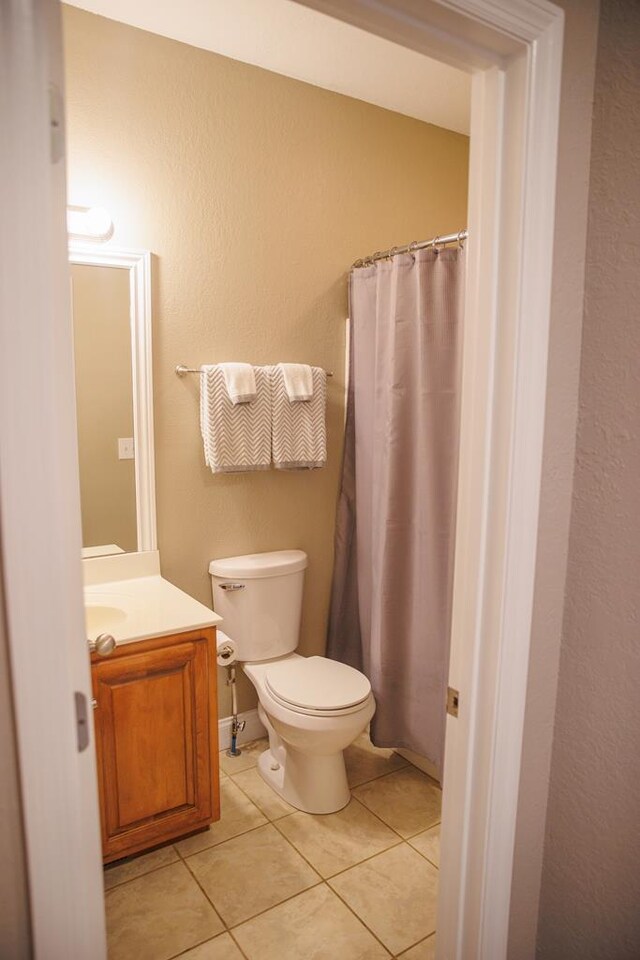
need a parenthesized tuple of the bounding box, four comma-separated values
(118, 437, 135, 460)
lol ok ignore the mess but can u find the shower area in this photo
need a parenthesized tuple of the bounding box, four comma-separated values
(328, 229, 467, 782)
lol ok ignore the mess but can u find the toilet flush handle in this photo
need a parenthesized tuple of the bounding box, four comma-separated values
(219, 582, 245, 592)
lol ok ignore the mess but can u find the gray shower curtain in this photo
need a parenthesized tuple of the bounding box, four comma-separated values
(327, 247, 464, 774)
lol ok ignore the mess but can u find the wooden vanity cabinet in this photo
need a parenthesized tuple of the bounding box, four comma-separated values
(91, 626, 220, 863)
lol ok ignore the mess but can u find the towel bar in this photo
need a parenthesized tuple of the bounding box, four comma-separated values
(175, 363, 333, 378)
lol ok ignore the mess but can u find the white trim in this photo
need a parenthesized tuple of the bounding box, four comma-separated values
(218, 709, 267, 752)
(297, 4, 564, 958)
(69, 243, 157, 552)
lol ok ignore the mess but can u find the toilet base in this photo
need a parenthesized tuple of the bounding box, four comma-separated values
(257, 745, 351, 815)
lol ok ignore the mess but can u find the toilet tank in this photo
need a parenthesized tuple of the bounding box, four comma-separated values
(209, 550, 308, 662)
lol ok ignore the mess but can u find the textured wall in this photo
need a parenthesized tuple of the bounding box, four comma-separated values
(508, 1, 601, 956)
(62, 5, 469, 715)
(536, 1, 640, 956)
(72, 263, 137, 552)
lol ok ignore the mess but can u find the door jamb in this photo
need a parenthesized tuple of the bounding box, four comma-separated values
(296, 3, 564, 957)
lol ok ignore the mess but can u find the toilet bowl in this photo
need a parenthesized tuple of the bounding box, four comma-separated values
(210, 550, 375, 814)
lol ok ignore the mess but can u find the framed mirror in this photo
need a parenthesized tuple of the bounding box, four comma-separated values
(69, 243, 156, 555)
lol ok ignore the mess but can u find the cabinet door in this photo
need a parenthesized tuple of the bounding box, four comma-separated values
(93, 637, 213, 861)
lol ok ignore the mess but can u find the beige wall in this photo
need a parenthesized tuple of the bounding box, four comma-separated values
(62, 5, 469, 716)
(72, 263, 137, 553)
(508, 0, 601, 956)
(536, 2, 640, 956)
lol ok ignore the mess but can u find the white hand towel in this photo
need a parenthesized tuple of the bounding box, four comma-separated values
(220, 362, 257, 404)
(278, 363, 313, 402)
(200, 365, 271, 473)
(270, 366, 326, 470)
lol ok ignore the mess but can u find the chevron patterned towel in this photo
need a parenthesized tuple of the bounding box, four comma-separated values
(200, 365, 271, 473)
(270, 365, 327, 470)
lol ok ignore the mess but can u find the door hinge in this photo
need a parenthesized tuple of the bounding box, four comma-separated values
(447, 686, 460, 718)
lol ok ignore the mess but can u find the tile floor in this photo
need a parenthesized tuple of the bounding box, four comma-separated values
(104, 734, 441, 960)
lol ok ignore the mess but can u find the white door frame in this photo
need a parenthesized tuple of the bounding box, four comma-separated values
(2, 0, 563, 957)
(297, 2, 564, 957)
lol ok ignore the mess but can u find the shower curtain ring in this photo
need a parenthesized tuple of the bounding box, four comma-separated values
(408, 241, 418, 263)
(432, 236, 441, 254)
(457, 230, 465, 249)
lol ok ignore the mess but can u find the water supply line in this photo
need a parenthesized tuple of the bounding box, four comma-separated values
(225, 663, 246, 758)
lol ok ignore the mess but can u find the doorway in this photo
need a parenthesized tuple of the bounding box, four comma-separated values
(0, 1, 564, 957)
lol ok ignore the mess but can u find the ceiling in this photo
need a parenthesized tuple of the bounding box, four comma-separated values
(64, 0, 471, 135)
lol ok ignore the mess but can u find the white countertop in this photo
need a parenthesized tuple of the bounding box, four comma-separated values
(83, 552, 222, 646)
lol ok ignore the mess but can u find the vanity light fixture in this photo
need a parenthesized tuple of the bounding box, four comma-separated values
(67, 205, 114, 242)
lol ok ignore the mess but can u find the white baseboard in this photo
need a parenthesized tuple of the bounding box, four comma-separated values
(218, 708, 266, 752)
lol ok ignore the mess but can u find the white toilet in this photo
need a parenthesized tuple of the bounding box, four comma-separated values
(210, 550, 375, 814)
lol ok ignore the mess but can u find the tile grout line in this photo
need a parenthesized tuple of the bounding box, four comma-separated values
(330, 869, 437, 958)
(103, 746, 439, 957)
(278, 808, 409, 882)
(395, 931, 437, 959)
(102, 846, 180, 894)
(324, 839, 438, 951)
(176, 758, 440, 923)
(179, 853, 229, 930)
(223, 877, 325, 933)
(180, 820, 326, 936)
(326, 877, 398, 957)
(102, 773, 436, 891)
(266, 810, 414, 957)
(166, 928, 251, 960)
(350, 792, 442, 844)
(224, 878, 394, 959)
(227, 926, 254, 960)
(349, 792, 408, 842)
(225, 767, 296, 823)
(174, 818, 270, 861)
(183, 793, 398, 948)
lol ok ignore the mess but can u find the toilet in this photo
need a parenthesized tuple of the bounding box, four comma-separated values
(210, 550, 375, 814)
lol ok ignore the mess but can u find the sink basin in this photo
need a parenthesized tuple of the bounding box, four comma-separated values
(85, 604, 128, 634)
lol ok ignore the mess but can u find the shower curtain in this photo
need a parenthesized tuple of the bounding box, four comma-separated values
(327, 247, 464, 774)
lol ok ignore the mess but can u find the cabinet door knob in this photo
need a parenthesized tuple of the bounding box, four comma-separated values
(89, 633, 116, 656)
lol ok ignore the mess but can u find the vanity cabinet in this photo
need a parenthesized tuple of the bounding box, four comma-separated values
(91, 626, 219, 863)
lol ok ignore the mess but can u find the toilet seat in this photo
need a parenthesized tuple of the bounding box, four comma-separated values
(265, 655, 371, 717)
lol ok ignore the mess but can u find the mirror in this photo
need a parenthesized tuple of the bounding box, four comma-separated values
(69, 244, 156, 556)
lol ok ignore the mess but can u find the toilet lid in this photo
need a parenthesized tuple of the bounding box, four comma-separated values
(265, 656, 371, 712)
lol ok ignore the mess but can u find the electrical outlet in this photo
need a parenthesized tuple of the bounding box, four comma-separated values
(118, 437, 135, 460)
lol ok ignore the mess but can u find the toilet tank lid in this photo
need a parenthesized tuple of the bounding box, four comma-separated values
(209, 549, 308, 579)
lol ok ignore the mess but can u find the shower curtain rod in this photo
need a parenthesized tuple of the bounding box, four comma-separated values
(352, 228, 468, 269)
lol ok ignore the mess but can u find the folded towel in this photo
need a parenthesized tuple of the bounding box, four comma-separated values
(270, 365, 327, 470)
(219, 362, 257, 404)
(200, 365, 271, 473)
(278, 363, 313, 402)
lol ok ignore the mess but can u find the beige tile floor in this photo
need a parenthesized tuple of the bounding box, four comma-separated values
(104, 734, 441, 960)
